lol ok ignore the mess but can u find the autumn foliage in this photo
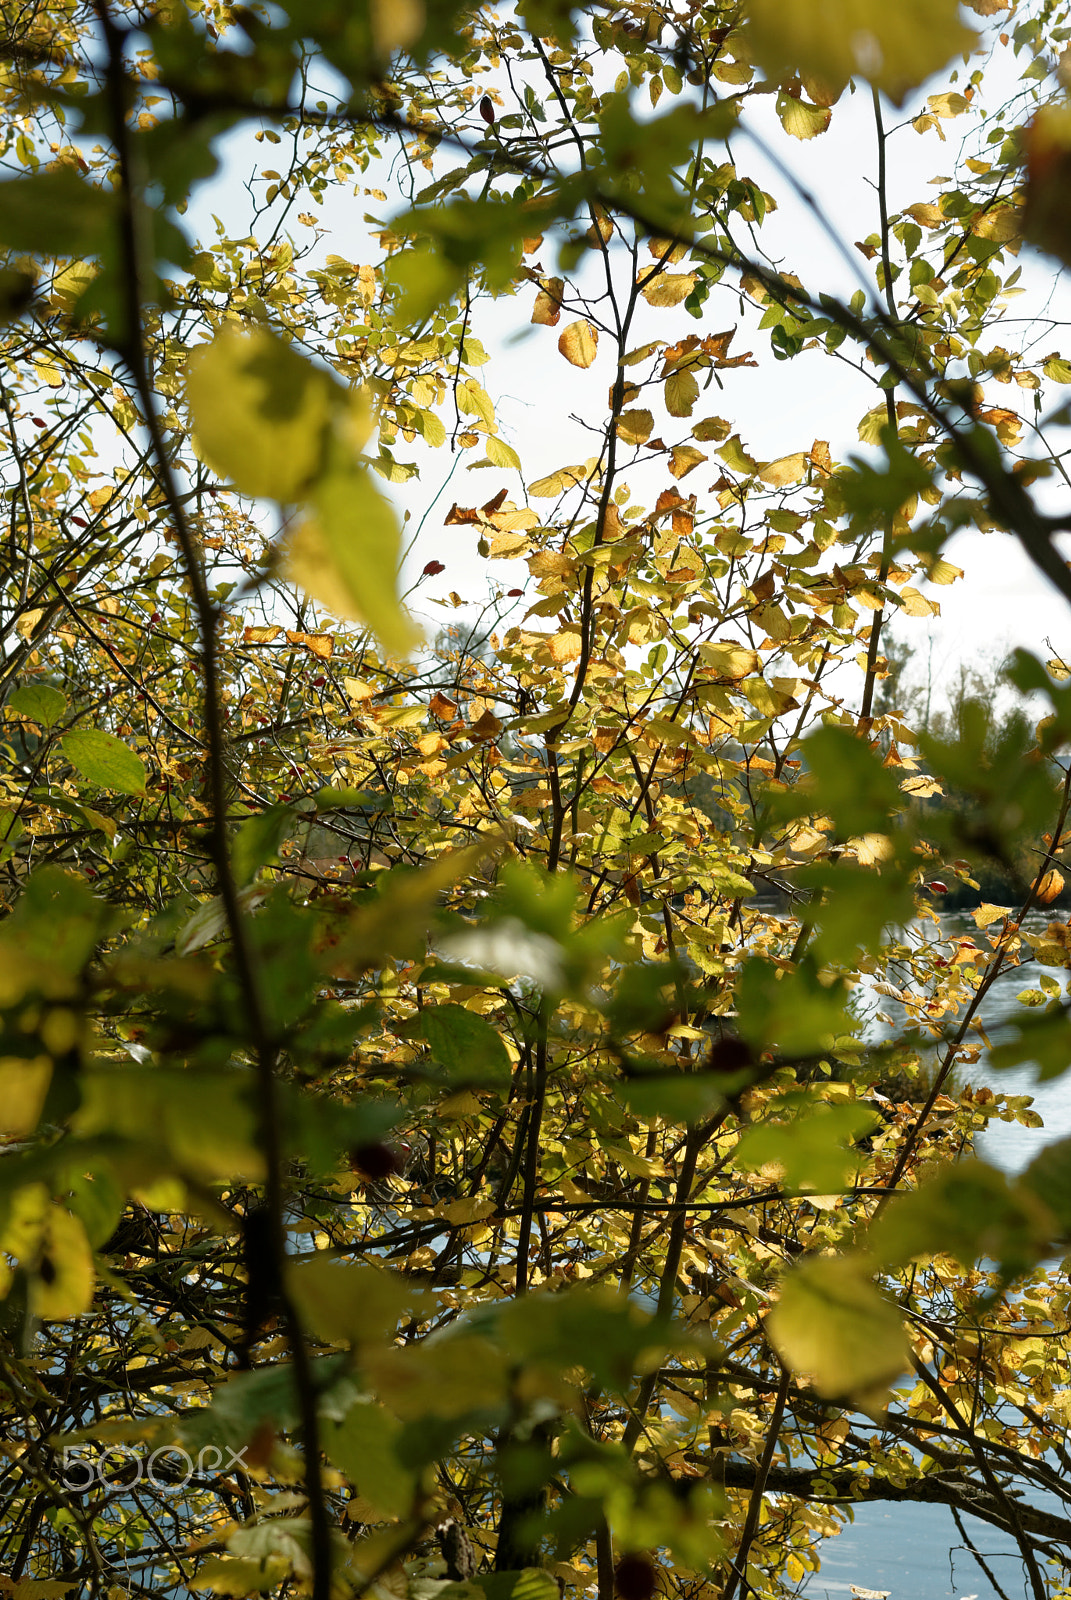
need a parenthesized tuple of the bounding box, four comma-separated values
(3, 3, 1071, 1600)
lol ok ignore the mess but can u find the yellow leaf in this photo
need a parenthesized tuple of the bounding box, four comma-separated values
(30, 1206, 94, 1320)
(344, 676, 376, 703)
(285, 630, 334, 659)
(285, 465, 420, 658)
(617, 409, 654, 445)
(487, 529, 530, 559)
(699, 642, 761, 679)
(288, 1259, 428, 1346)
(0, 1582, 84, 1600)
(664, 369, 699, 417)
(897, 586, 936, 617)
(924, 557, 963, 585)
(557, 319, 598, 368)
(717, 434, 758, 474)
(0, 1055, 50, 1136)
(485, 435, 522, 470)
(767, 1254, 909, 1403)
(185, 326, 336, 501)
(756, 602, 791, 641)
(971, 204, 1023, 243)
(851, 832, 894, 866)
(692, 415, 731, 442)
(191, 1558, 289, 1595)
(438, 1196, 497, 1225)
(760, 452, 808, 487)
(531, 276, 565, 326)
(50, 260, 97, 312)
(550, 626, 583, 663)
(777, 93, 832, 139)
(927, 90, 970, 118)
(905, 202, 946, 228)
(457, 377, 496, 427)
(973, 903, 1007, 927)
(747, 0, 977, 107)
(369, 0, 424, 53)
(741, 677, 800, 716)
(528, 465, 587, 498)
(1037, 869, 1065, 905)
(669, 444, 707, 479)
(640, 272, 696, 307)
(901, 774, 943, 798)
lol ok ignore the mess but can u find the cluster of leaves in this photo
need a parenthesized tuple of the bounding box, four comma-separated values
(6, 4, 1071, 1600)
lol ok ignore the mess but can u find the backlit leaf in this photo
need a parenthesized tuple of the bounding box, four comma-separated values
(748, 0, 977, 106)
(185, 326, 334, 501)
(640, 272, 696, 307)
(557, 319, 598, 368)
(736, 1102, 879, 1192)
(669, 444, 706, 479)
(617, 409, 655, 445)
(29, 1205, 94, 1320)
(531, 276, 565, 325)
(285, 466, 420, 657)
(776, 92, 832, 139)
(767, 1255, 909, 1402)
(664, 369, 699, 417)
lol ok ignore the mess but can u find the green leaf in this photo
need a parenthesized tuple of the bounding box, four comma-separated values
(839, 426, 932, 522)
(735, 1102, 879, 1193)
(748, 0, 977, 106)
(794, 725, 903, 838)
(618, 1074, 727, 1124)
(287, 1259, 427, 1348)
(185, 325, 334, 502)
(869, 1161, 1052, 1279)
(0, 171, 114, 256)
(322, 1398, 416, 1518)
(232, 804, 294, 886)
(473, 1574, 560, 1600)
(73, 1067, 264, 1181)
(313, 786, 392, 813)
(420, 1004, 512, 1089)
(1021, 1136, 1071, 1236)
(62, 730, 147, 795)
(493, 1285, 678, 1393)
(0, 866, 112, 992)
(179, 1356, 349, 1456)
(766, 1255, 909, 1403)
(735, 955, 854, 1055)
(191, 1557, 290, 1595)
(989, 1009, 1071, 1081)
(285, 462, 420, 658)
(0, 809, 24, 863)
(9, 683, 66, 727)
